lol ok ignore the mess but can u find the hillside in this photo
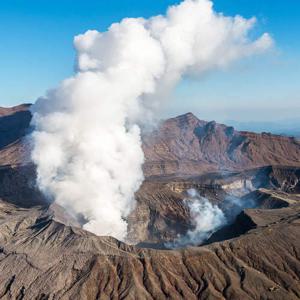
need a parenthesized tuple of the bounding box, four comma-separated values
(143, 112, 300, 176)
(0, 105, 299, 299)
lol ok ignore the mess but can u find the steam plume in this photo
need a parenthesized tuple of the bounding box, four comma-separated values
(31, 0, 272, 240)
(166, 189, 226, 248)
(166, 189, 258, 248)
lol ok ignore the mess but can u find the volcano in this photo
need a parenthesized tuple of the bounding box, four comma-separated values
(0, 105, 300, 299)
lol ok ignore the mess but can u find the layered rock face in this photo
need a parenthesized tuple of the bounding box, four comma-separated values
(0, 105, 300, 299)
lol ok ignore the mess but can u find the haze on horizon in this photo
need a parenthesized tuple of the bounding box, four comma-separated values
(0, 0, 299, 129)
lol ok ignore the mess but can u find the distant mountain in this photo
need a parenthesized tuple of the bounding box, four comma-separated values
(143, 112, 300, 177)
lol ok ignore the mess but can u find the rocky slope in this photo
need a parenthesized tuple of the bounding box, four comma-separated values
(0, 104, 31, 166)
(0, 180, 299, 299)
(0, 105, 300, 299)
(143, 112, 300, 176)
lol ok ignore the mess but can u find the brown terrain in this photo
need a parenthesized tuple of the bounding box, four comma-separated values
(0, 105, 300, 299)
(143, 112, 300, 177)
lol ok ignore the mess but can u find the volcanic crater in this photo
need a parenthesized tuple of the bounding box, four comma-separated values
(0, 106, 300, 299)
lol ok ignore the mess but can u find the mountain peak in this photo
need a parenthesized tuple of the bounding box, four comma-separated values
(175, 112, 199, 121)
(168, 112, 208, 129)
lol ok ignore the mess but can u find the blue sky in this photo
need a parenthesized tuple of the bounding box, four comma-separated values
(0, 0, 299, 122)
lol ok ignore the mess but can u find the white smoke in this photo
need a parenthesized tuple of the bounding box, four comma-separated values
(31, 0, 273, 241)
(166, 189, 226, 248)
(166, 189, 259, 248)
(221, 194, 257, 223)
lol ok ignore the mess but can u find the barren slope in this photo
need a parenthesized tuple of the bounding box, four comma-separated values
(0, 105, 300, 299)
(0, 186, 300, 299)
(143, 112, 300, 176)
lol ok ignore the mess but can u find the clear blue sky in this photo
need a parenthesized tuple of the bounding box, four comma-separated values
(0, 0, 299, 122)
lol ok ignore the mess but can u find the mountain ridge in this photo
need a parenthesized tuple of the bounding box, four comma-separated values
(143, 112, 300, 177)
